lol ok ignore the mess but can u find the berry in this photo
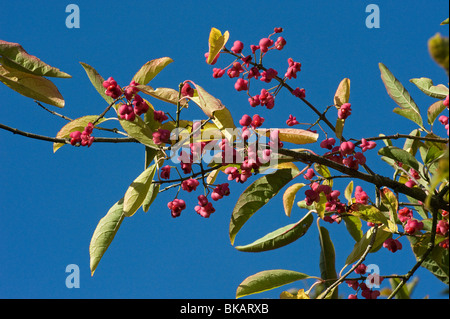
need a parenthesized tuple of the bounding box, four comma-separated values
(195, 197, 215, 218)
(239, 114, 252, 127)
(304, 168, 315, 180)
(133, 94, 149, 116)
(292, 87, 306, 98)
(360, 138, 377, 152)
(286, 114, 299, 126)
(181, 82, 194, 97)
(227, 62, 244, 78)
(338, 103, 352, 120)
(436, 220, 449, 236)
(443, 95, 449, 108)
(354, 263, 367, 275)
(320, 138, 336, 150)
(259, 38, 273, 53)
(247, 67, 261, 80)
(118, 103, 136, 121)
(152, 129, 171, 145)
(383, 238, 403, 253)
(231, 40, 244, 54)
(250, 114, 265, 129)
(355, 186, 369, 205)
(275, 36, 286, 50)
(285, 58, 301, 79)
(274, 27, 283, 33)
(103, 77, 122, 99)
(248, 95, 261, 107)
(124, 80, 139, 101)
(340, 141, 355, 156)
(212, 68, 225, 78)
(234, 78, 249, 91)
(404, 219, 424, 235)
(398, 207, 413, 223)
(168, 198, 186, 218)
(181, 178, 200, 192)
(153, 110, 168, 123)
(260, 68, 278, 83)
(160, 165, 171, 180)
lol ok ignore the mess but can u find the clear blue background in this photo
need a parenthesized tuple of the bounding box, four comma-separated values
(0, 0, 448, 299)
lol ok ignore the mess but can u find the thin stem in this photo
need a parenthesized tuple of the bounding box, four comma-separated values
(319, 225, 379, 299)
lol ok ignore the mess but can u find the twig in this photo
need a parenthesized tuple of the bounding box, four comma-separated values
(0, 122, 138, 144)
(387, 208, 439, 299)
(318, 225, 379, 299)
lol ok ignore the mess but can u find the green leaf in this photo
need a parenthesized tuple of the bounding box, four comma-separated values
(318, 226, 338, 299)
(123, 164, 157, 217)
(0, 40, 71, 78)
(142, 182, 160, 213)
(236, 269, 311, 299)
(344, 180, 354, 205)
(333, 78, 350, 106)
(53, 115, 109, 152)
(427, 100, 447, 125)
(379, 63, 423, 128)
(207, 27, 229, 64)
(379, 187, 399, 233)
(119, 115, 158, 149)
(0, 65, 64, 107)
(345, 227, 391, 266)
(408, 233, 449, 284)
(409, 78, 449, 99)
(343, 216, 363, 242)
(131, 57, 173, 85)
(425, 149, 449, 209)
(428, 33, 449, 74)
(235, 211, 314, 252)
(137, 85, 187, 106)
(378, 146, 420, 172)
(441, 18, 450, 25)
(79, 62, 114, 104)
(314, 164, 333, 187)
(89, 199, 125, 275)
(282, 183, 306, 217)
(229, 165, 300, 245)
(188, 82, 236, 141)
(348, 203, 390, 227)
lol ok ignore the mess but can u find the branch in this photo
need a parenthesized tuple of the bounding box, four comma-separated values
(318, 225, 379, 299)
(387, 207, 439, 299)
(278, 148, 449, 212)
(0, 122, 138, 144)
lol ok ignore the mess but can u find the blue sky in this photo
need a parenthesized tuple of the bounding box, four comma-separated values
(0, 0, 449, 299)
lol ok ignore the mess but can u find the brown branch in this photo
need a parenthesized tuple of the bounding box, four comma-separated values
(0, 122, 138, 144)
(277, 148, 449, 212)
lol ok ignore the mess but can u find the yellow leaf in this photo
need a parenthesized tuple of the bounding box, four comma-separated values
(334, 78, 350, 106)
(207, 27, 229, 64)
(256, 128, 318, 145)
(283, 183, 306, 217)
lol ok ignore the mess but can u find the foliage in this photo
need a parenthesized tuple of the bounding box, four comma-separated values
(0, 16, 449, 300)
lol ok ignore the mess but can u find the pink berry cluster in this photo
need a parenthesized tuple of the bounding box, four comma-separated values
(346, 264, 383, 299)
(438, 115, 449, 136)
(160, 156, 231, 218)
(397, 207, 424, 235)
(302, 168, 360, 224)
(103, 77, 169, 127)
(69, 122, 95, 147)
(320, 137, 376, 171)
(207, 27, 305, 111)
